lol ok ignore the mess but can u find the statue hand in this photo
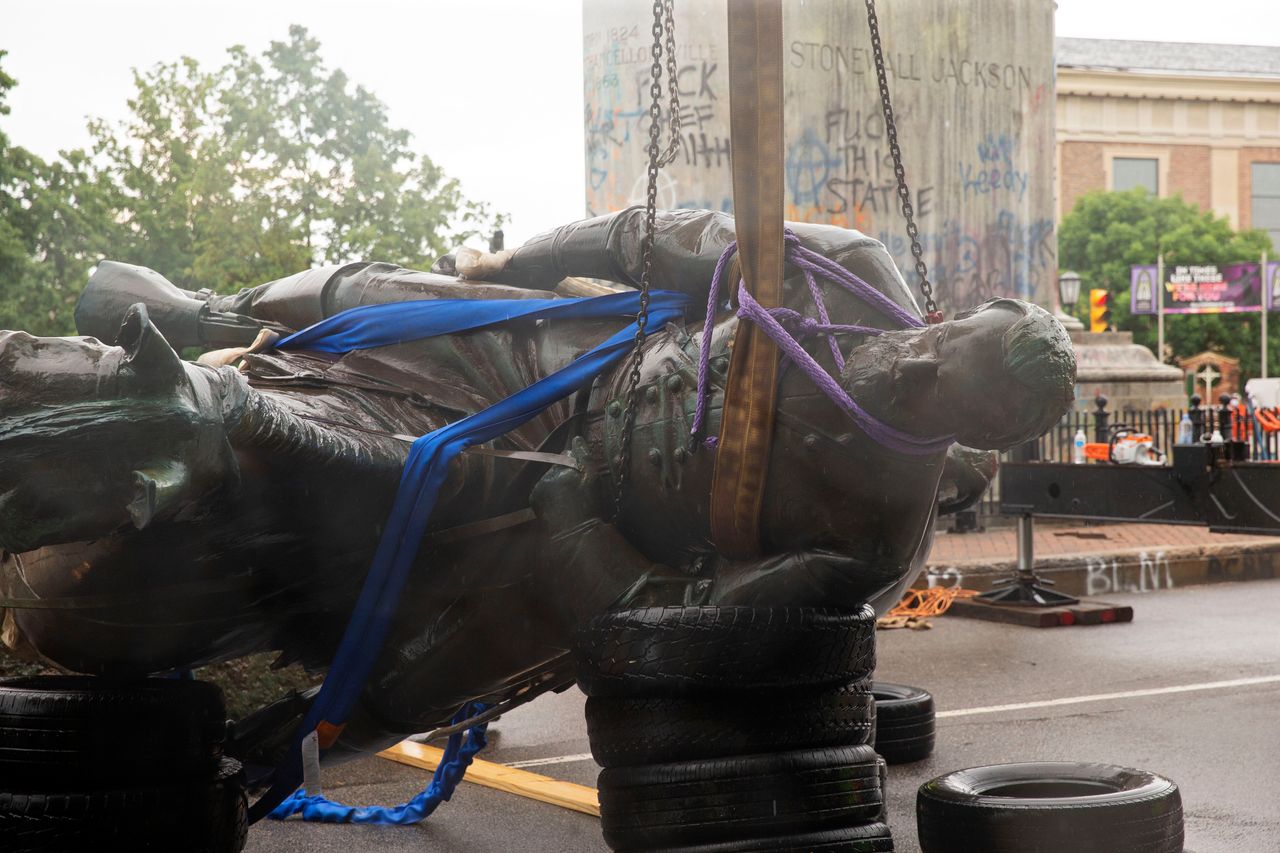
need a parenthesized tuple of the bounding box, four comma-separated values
(454, 246, 514, 281)
(937, 444, 998, 515)
(530, 437, 603, 531)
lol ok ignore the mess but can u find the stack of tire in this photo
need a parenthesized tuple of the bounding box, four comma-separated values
(867, 682, 935, 766)
(576, 606, 894, 852)
(0, 676, 247, 853)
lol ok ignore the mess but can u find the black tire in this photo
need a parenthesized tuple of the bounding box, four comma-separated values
(916, 762, 1183, 853)
(585, 681, 875, 768)
(646, 822, 895, 852)
(0, 756, 248, 853)
(576, 606, 876, 698)
(0, 676, 226, 787)
(598, 745, 883, 849)
(870, 682, 934, 764)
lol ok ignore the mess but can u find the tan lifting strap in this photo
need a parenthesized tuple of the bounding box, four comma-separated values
(709, 0, 785, 559)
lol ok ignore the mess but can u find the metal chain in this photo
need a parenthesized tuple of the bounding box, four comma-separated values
(660, 0, 682, 166)
(864, 0, 940, 321)
(615, 0, 677, 518)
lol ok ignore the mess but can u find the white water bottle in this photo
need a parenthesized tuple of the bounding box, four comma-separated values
(1073, 428, 1087, 464)
(1177, 413, 1194, 445)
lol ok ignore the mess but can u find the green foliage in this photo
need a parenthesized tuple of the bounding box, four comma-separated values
(0, 28, 502, 336)
(0, 52, 118, 334)
(1059, 189, 1276, 379)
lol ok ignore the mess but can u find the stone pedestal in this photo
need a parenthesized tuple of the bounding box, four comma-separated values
(1070, 330, 1185, 412)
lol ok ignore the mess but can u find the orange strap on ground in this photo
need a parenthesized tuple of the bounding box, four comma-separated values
(710, 0, 786, 559)
(877, 587, 978, 630)
(886, 587, 979, 618)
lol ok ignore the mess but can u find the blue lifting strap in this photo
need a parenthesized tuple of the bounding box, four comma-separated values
(249, 289, 690, 824)
(268, 701, 489, 824)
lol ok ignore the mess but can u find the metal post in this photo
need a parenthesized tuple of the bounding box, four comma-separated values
(1157, 252, 1165, 362)
(1093, 394, 1110, 444)
(1264, 251, 1270, 379)
(1017, 514, 1035, 573)
(976, 511, 1078, 607)
(1189, 394, 1204, 442)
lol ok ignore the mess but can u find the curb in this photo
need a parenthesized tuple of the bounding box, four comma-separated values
(923, 537, 1280, 597)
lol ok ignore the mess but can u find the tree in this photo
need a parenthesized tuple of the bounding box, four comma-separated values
(2, 29, 500, 333)
(0, 52, 29, 296)
(88, 25, 501, 296)
(0, 52, 117, 335)
(1058, 189, 1276, 379)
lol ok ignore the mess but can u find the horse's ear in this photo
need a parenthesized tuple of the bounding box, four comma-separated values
(118, 304, 186, 394)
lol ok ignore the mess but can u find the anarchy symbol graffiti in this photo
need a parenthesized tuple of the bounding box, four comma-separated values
(628, 170, 679, 209)
(785, 129, 841, 208)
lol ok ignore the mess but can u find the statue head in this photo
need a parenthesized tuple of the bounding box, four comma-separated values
(0, 305, 239, 552)
(841, 298, 1076, 450)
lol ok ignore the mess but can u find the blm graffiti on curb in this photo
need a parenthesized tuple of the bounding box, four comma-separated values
(925, 550, 1176, 596)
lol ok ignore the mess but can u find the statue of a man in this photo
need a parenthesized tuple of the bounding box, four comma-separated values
(0, 208, 1074, 757)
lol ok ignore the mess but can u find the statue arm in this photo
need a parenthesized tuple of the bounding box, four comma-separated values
(528, 438, 691, 622)
(936, 444, 998, 515)
(786, 222, 924, 323)
(204, 263, 556, 333)
(491, 207, 738, 299)
(493, 208, 921, 325)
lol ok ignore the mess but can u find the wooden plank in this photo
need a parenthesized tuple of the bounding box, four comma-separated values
(377, 741, 600, 818)
(947, 598, 1134, 628)
(947, 598, 1068, 627)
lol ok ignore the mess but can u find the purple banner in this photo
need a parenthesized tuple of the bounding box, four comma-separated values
(1131, 262, 1280, 314)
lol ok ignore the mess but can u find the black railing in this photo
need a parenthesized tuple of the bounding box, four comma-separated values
(969, 393, 1280, 525)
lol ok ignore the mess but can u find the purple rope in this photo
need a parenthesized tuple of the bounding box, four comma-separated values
(801, 267, 845, 371)
(689, 234, 953, 456)
(766, 306, 884, 340)
(736, 284, 954, 455)
(691, 240, 738, 445)
(783, 231, 925, 331)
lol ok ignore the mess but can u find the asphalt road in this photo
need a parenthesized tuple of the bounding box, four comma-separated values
(247, 579, 1280, 852)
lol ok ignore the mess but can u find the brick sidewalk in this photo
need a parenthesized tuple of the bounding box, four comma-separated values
(929, 522, 1280, 568)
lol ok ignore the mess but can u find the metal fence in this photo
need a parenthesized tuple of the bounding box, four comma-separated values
(968, 396, 1280, 526)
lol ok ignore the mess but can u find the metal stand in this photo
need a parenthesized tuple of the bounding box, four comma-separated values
(976, 515, 1080, 607)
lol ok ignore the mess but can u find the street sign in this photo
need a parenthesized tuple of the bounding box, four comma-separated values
(1130, 262, 1280, 314)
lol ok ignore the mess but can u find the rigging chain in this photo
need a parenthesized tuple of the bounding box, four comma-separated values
(865, 0, 942, 323)
(615, 0, 680, 518)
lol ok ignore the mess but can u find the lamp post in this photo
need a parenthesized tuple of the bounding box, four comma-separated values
(1056, 270, 1084, 331)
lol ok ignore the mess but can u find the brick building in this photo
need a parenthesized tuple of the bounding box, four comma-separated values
(1056, 38, 1280, 248)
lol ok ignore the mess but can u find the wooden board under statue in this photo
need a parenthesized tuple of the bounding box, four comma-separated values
(0, 208, 1074, 761)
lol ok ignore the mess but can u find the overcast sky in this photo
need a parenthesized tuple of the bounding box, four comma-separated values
(2, 0, 1277, 247)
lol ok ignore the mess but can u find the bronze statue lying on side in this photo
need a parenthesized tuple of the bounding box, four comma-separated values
(0, 208, 1075, 758)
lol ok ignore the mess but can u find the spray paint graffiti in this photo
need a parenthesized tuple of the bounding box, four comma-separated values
(584, 27, 727, 217)
(959, 133, 1031, 202)
(583, 1, 1056, 309)
(926, 549, 1177, 597)
(926, 567, 965, 588)
(875, 210, 1055, 303)
(1086, 551, 1175, 596)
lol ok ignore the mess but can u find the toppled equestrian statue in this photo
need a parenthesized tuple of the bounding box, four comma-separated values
(0, 208, 1075, 759)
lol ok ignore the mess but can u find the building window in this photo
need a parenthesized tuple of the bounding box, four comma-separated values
(1253, 163, 1280, 250)
(1113, 157, 1159, 194)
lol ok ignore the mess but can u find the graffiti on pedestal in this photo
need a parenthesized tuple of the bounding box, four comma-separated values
(583, 0, 1055, 311)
